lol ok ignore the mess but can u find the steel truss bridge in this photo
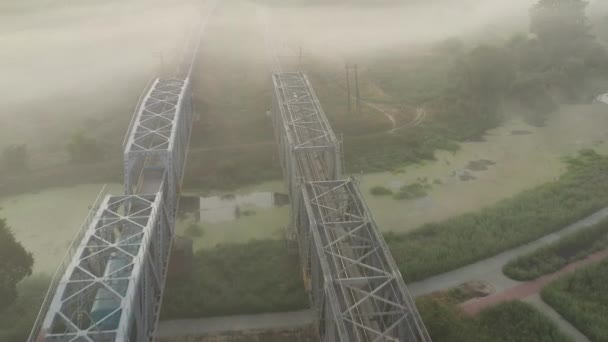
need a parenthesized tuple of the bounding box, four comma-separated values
(272, 72, 431, 342)
(27, 1, 217, 340)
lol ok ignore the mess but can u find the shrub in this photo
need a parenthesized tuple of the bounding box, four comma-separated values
(161, 239, 308, 319)
(387, 150, 608, 281)
(370, 186, 393, 196)
(184, 223, 204, 238)
(503, 218, 608, 280)
(542, 259, 608, 341)
(416, 297, 570, 342)
(393, 182, 429, 200)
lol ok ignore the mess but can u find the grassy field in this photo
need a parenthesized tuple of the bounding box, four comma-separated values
(387, 150, 608, 282)
(417, 298, 571, 342)
(503, 218, 608, 280)
(0, 275, 49, 342)
(542, 259, 608, 342)
(161, 239, 308, 319)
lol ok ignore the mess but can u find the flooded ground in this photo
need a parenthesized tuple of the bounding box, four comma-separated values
(176, 180, 290, 250)
(0, 183, 122, 274)
(361, 104, 608, 233)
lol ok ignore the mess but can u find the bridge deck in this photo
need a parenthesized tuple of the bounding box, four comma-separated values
(272, 72, 431, 342)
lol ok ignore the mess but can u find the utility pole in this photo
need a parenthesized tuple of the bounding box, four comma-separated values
(345, 63, 351, 115)
(354, 64, 361, 115)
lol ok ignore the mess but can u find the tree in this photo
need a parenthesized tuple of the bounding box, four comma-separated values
(0, 217, 33, 311)
(531, 0, 592, 52)
(439, 45, 516, 140)
(1, 144, 28, 174)
(66, 132, 102, 163)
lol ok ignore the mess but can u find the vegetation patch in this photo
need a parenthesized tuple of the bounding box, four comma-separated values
(417, 297, 571, 342)
(503, 218, 608, 280)
(0, 275, 49, 342)
(370, 186, 393, 196)
(387, 150, 608, 281)
(161, 239, 308, 319)
(542, 259, 608, 342)
(393, 181, 431, 200)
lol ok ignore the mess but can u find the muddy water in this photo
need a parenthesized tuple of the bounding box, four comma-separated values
(0, 183, 122, 274)
(361, 104, 608, 233)
(176, 180, 290, 251)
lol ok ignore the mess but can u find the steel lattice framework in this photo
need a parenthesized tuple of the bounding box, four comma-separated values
(36, 191, 172, 341)
(29, 1, 216, 340)
(124, 77, 193, 217)
(30, 38, 197, 342)
(272, 72, 431, 342)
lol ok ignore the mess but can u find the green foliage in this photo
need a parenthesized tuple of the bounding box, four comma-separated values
(0, 275, 49, 342)
(504, 218, 608, 280)
(184, 223, 204, 238)
(66, 132, 102, 163)
(370, 186, 393, 196)
(476, 301, 572, 342)
(387, 150, 608, 281)
(1, 145, 28, 174)
(344, 126, 458, 173)
(542, 259, 608, 341)
(0, 218, 34, 310)
(417, 297, 571, 342)
(183, 145, 281, 191)
(393, 181, 430, 200)
(526, 0, 608, 100)
(161, 239, 308, 319)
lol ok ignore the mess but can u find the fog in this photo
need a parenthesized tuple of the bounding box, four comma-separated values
(0, 0, 606, 156)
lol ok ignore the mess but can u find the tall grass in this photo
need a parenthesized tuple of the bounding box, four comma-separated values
(387, 150, 608, 281)
(503, 218, 608, 280)
(542, 259, 608, 342)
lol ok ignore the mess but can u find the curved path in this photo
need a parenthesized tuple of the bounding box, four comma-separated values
(406, 207, 608, 341)
(407, 207, 608, 297)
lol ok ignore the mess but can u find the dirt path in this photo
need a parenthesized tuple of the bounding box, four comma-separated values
(157, 309, 315, 339)
(407, 207, 608, 297)
(460, 249, 608, 315)
(407, 208, 608, 342)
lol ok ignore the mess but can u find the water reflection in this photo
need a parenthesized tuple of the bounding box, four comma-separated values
(180, 192, 289, 224)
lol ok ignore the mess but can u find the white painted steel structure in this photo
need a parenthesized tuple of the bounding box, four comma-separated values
(27, 0, 218, 339)
(272, 72, 431, 342)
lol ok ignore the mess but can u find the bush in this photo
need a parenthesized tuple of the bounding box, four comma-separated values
(416, 297, 570, 342)
(161, 239, 308, 319)
(0, 275, 49, 342)
(503, 218, 608, 280)
(184, 223, 204, 238)
(370, 186, 393, 196)
(393, 182, 430, 200)
(542, 259, 608, 342)
(387, 150, 608, 281)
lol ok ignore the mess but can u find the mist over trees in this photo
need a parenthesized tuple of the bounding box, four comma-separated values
(0, 217, 33, 311)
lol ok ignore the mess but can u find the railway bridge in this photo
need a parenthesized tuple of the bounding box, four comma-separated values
(27, 2, 431, 340)
(272, 72, 431, 342)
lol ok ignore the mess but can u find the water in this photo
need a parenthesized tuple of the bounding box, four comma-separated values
(360, 104, 608, 233)
(0, 183, 122, 274)
(176, 187, 290, 251)
(180, 192, 289, 224)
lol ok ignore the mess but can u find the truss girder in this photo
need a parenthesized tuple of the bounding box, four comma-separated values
(37, 190, 172, 342)
(124, 78, 193, 218)
(271, 72, 431, 342)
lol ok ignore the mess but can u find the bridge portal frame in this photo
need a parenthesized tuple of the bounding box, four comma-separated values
(36, 185, 172, 342)
(124, 77, 193, 218)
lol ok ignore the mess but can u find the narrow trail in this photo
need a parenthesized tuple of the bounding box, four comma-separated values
(460, 249, 608, 315)
(407, 207, 608, 342)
